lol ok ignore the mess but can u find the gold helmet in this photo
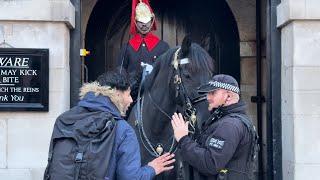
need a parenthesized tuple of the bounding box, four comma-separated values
(130, 0, 157, 34)
(135, 0, 154, 23)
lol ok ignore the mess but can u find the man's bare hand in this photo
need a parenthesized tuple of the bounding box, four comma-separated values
(148, 153, 175, 175)
(171, 113, 189, 142)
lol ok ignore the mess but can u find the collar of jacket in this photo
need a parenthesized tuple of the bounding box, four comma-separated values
(129, 33, 160, 52)
(78, 82, 126, 117)
(220, 100, 247, 115)
(202, 100, 247, 128)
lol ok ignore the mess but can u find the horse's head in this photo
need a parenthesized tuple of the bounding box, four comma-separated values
(143, 36, 215, 126)
(169, 37, 215, 128)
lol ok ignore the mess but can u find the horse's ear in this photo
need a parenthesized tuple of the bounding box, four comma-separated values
(181, 35, 192, 58)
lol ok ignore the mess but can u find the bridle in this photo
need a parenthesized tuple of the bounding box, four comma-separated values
(135, 47, 207, 157)
(171, 48, 207, 129)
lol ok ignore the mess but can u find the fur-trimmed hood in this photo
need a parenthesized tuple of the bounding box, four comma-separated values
(79, 82, 127, 116)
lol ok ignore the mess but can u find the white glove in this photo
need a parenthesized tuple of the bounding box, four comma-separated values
(141, 62, 153, 74)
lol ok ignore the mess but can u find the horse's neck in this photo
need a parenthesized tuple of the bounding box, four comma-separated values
(142, 88, 176, 138)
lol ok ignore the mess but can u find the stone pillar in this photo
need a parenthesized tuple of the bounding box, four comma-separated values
(278, 0, 320, 179)
(0, 0, 74, 179)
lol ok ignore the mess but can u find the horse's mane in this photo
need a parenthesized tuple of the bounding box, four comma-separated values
(143, 42, 214, 91)
(182, 43, 214, 73)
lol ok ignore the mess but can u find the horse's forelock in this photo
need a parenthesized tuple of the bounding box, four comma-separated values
(184, 43, 214, 74)
(144, 44, 213, 91)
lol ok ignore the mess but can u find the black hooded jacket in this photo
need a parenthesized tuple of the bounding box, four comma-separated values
(178, 101, 253, 180)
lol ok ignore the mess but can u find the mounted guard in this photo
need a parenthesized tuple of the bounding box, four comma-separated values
(117, 0, 169, 104)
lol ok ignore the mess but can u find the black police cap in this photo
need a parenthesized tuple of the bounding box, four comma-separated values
(198, 74, 240, 94)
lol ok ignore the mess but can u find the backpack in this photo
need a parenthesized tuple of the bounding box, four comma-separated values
(230, 113, 260, 180)
(43, 106, 117, 180)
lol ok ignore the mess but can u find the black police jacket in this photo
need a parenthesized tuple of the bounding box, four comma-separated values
(178, 101, 253, 180)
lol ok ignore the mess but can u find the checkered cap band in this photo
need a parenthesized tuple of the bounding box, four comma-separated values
(208, 81, 240, 94)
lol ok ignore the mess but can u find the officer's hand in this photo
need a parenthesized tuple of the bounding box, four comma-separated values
(171, 113, 189, 142)
(148, 153, 175, 175)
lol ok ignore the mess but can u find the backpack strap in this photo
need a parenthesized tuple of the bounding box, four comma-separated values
(74, 150, 84, 180)
(43, 138, 57, 180)
(229, 113, 260, 176)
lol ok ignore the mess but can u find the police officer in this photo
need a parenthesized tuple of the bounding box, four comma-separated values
(117, 0, 169, 102)
(171, 74, 258, 180)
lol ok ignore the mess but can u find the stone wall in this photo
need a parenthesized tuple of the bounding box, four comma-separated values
(0, 0, 74, 179)
(278, 0, 320, 179)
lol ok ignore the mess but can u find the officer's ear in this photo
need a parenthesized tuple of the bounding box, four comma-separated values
(226, 91, 232, 101)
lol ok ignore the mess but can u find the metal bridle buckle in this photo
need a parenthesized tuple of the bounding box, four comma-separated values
(156, 144, 164, 155)
(190, 111, 197, 125)
(186, 109, 197, 123)
(174, 75, 182, 84)
(186, 103, 192, 109)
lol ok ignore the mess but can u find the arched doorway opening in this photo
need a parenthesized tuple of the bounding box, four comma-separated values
(85, 0, 240, 82)
(83, 1, 266, 179)
(70, 0, 281, 179)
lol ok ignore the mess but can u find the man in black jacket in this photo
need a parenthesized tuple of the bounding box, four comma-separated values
(171, 74, 258, 180)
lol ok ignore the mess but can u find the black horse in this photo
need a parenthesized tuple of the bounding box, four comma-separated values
(128, 38, 215, 179)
